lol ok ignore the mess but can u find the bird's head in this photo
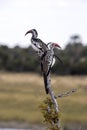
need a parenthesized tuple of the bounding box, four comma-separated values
(47, 42, 61, 49)
(25, 29, 38, 37)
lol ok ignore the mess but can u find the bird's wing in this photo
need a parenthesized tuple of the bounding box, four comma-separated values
(41, 50, 53, 94)
(41, 62, 48, 94)
(33, 38, 48, 51)
(41, 60, 51, 94)
(41, 50, 53, 75)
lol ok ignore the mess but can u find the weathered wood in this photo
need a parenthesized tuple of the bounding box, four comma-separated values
(47, 73, 60, 128)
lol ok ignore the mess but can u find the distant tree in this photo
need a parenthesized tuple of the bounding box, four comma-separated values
(0, 34, 87, 75)
(68, 35, 82, 44)
(0, 45, 9, 70)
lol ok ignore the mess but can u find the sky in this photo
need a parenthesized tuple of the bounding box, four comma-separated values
(0, 0, 87, 48)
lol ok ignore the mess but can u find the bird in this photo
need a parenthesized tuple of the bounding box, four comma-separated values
(47, 42, 63, 64)
(25, 29, 62, 62)
(41, 42, 61, 94)
(25, 29, 47, 55)
(25, 29, 63, 94)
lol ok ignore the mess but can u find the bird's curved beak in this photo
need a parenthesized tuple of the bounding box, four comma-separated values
(25, 30, 32, 36)
(54, 43, 61, 48)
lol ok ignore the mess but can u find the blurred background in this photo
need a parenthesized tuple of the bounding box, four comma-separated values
(0, 0, 87, 130)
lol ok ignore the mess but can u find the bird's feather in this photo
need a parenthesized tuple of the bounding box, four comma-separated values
(32, 38, 48, 51)
(54, 54, 63, 63)
(41, 50, 54, 94)
(41, 62, 48, 94)
(43, 73, 49, 94)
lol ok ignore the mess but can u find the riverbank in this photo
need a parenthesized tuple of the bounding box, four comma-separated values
(0, 121, 45, 130)
(0, 121, 87, 130)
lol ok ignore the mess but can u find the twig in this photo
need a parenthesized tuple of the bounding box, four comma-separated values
(55, 88, 78, 99)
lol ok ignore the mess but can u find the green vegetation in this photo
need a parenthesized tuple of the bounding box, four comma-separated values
(39, 97, 61, 130)
(0, 73, 87, 125)
(0, 35, 87, 75)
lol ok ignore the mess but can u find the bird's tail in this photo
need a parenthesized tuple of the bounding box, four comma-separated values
(43, 73, 49, 94)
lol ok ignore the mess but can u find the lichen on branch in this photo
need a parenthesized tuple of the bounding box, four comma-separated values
(39, 97, 61, 130)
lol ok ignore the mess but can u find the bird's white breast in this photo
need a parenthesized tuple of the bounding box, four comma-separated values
(52, 58, 55, 67)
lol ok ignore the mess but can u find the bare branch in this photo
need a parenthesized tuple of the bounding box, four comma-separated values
(55, 88, 78, 98)
(46, 74, 61, 128)
(47, 74, 59, 112)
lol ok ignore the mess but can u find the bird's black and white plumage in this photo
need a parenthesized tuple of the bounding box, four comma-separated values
(25, 29, 47, 56)
(25, 29, 62, 94)
(41, 42, 61, 94)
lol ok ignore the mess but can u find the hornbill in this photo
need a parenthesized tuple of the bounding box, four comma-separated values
(25, 29, 62, 62)
(41, 42, 62, 94)
(25, 29, 47, 56)
(25, 29, 63, 94)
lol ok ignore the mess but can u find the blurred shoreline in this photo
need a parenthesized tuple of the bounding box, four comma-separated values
(0, 121, 87, 130)
(0, 121, 45, 130)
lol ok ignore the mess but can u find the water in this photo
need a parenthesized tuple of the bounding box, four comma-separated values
(0, 129, 18, 130)
(0, 129, 29, 130)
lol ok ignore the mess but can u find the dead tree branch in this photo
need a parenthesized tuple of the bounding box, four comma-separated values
(55, 88, 78, 99)
(47, 74, 59, 112)
(47, 74, 61, 129)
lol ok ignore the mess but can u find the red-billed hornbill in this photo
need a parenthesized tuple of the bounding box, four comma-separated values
(25, 29, 63, 94)
(25, 29, 47, 55)
(41, 42, 62, 94)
